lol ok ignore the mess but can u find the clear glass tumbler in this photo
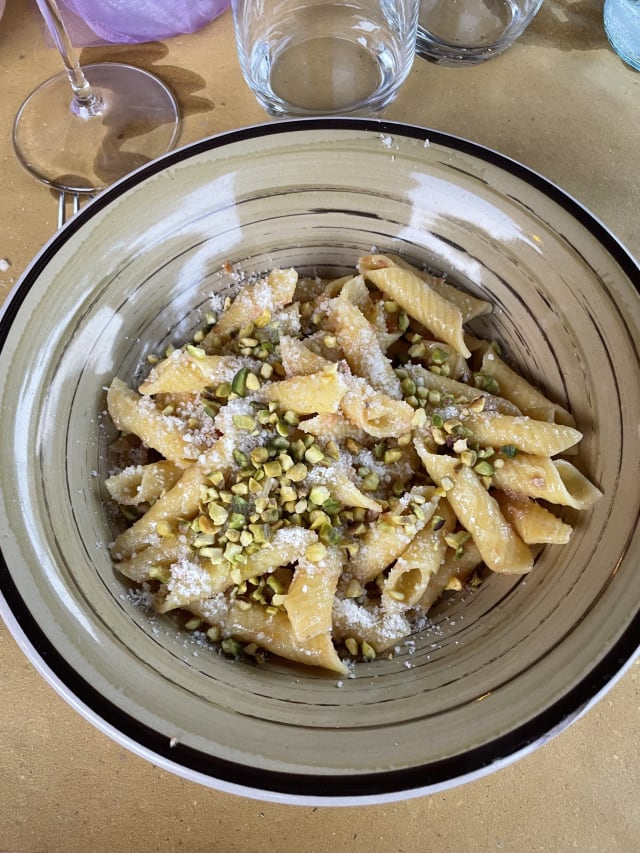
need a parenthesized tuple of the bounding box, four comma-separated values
(417, 0, 543, 65)
(231, 0, 420, 116)
(604, 0, 640, 71)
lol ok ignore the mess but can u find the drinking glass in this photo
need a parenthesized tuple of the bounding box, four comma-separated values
(604, 0, 640, 71)
(416, 0, 543, 64)
(12, 0, 181, 194)
(231, 0, 420, 116)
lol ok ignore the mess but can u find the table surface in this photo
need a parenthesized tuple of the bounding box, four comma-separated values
(1, 1, 639, 850)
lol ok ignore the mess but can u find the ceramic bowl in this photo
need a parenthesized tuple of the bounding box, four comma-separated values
(1, 119, 639, 805)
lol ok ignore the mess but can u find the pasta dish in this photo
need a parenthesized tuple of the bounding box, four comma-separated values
(104, 254, 602, 675)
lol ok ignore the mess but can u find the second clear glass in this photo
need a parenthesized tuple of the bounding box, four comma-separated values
(231, 0, 420, 117)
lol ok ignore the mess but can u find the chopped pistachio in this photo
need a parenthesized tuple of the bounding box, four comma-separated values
(474, 460, 495, 477)
(304, 444, 324, 465)
(149, 566, 170, 583)
(361, 641, 376, 661)
(345, 578, 364, 599)
(384, 448, 403, 465)
(305, 542, 327, 562)
(501, 444, 519, 459)
(345, 637, 359, 657)
(231, 367, 249, 396)
(206, 625, 221, 642)
(361, 472, 380, 491)
(222, 638, 246, 657)
(263, 460, 283, 478)
(186, 344, 206, 359)
(309, 485, 331, 505)
(232, 414, 257, 431)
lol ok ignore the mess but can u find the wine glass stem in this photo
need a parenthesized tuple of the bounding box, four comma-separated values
(35, 0, 104, 116)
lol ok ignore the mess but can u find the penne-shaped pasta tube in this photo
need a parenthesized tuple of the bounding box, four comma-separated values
(417, 541, 483, 612)
(340, 377, 415, 438)
(307, 464, 383, 512)
(285, 547, 343, 641)
(478, 346, 575, 426)
(494, 491, 572, 545)
(205, 268, 298, 340)
(404, 364, 521, 415)
(382, 500, 454, 609)
(331, 597, 412, 653)
(139, 350, 252, 395)
(326, 297, 401, 398)
(349, 487, 437, 583)
(107, 378, 195, 466)
(265, 363, 348, 414)
(360, 263, 471, 358)
(105, 460, 183, 505)
(279, 335, 331, 377)
(239, 528, 317, 582)
(156, 555, 230, 612)
(115, 540, 187, 583)
(414, 437, 534, 574)
(367, 253, 492, 322)
(298, 412, 370, 442)
(462, 411, 582, 456)
(226, 601, 348, 675)
(110, 464, 209, 560)
(491, 454, 603, 509)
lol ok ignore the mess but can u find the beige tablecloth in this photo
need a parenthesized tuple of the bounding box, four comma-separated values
(0, 1, 638, 850)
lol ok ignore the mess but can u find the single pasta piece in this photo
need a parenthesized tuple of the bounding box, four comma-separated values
(225, 601, 348, 675)
(417, 541, 483, 612)
(325, 296, 401, 399)
(359, 262, 471, 359)
(414, 436, 534, 574)
(115, 540, 187, 583)
(478, 345, 575, 426)
(204, 268, 298, 340)
(110, 464, 210, 561)
(107, 377, 194, 466)
(279, 335, 331, 377)
(285, 546, 344, 641)
(462, 411, 582, 456)
(404, 364, 521, 416)
(381, 500, 454, 610)
(370, 253, 492, 322)
(340, 376, 415, 438)
(139, 350, 252, 395)
(105, 460, 183, 505)
(265, 363, 348, 414)
(349, 487, 437, 583)
(494, 491, 573, 545)
(491, 454, 603, 509)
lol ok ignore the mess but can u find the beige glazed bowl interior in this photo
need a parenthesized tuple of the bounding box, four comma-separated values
(1, 119, 639, 805)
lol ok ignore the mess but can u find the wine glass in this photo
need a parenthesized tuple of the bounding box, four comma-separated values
(12, 0, 181, 195)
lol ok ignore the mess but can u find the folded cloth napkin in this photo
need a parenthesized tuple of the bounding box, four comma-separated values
(59, 0, 229, 44)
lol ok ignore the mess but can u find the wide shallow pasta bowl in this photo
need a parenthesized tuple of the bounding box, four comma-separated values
(1, 118, 639, 805)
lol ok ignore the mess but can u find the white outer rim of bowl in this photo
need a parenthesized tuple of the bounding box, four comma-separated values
(1, 117, 640, 804)
(3, 592, 636, 807)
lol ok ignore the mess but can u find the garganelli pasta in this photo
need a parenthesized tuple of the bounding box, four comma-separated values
(104, 254, 602, 674)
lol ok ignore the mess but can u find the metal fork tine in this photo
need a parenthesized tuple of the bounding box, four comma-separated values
(56, 190, 94, 229)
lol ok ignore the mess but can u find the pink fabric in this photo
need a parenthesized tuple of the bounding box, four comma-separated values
(58, 0, 229, 45)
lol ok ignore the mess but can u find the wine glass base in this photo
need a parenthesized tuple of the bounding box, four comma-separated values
(12, 62, 181, 193)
